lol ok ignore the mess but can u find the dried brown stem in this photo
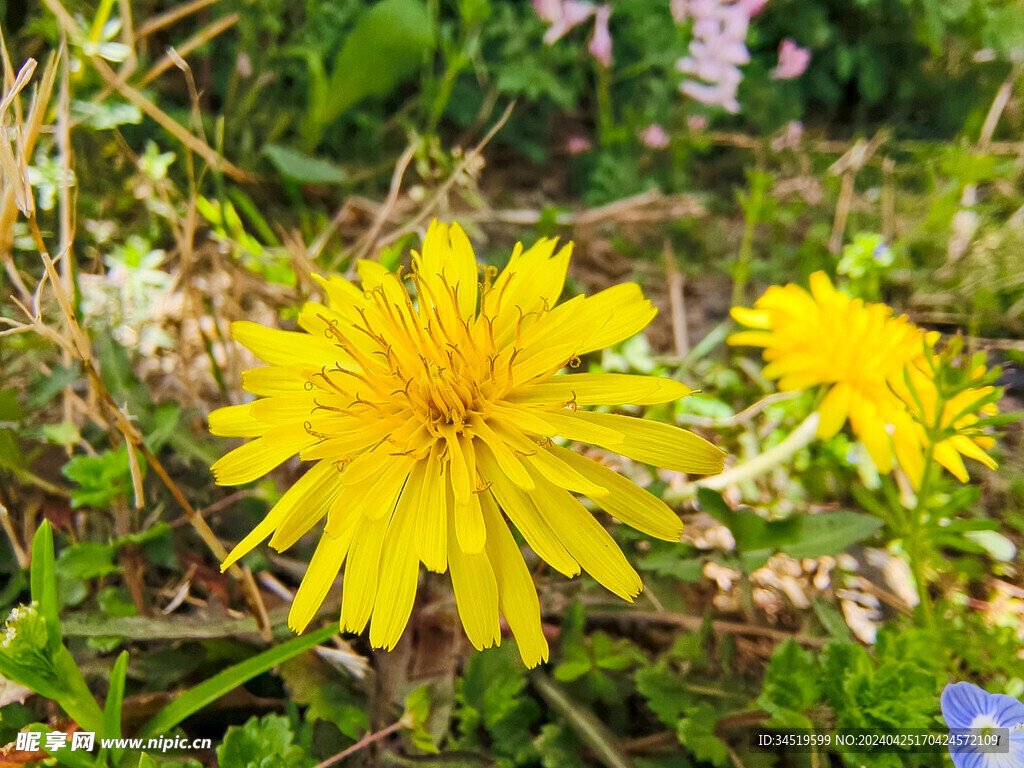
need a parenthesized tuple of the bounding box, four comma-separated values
(584, 609, 827, 648)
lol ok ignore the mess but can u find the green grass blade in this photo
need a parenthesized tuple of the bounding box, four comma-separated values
(102, 650, 129, 764)
(29, 520, 61, 651)
(138, 623, 338, 738)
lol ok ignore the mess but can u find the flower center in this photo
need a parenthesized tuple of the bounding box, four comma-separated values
(304, 266, 551, 460)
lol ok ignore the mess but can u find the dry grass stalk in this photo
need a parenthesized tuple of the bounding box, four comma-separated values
(1, 38, 273, 639)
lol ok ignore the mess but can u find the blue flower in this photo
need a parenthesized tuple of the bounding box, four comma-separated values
(941, 682, 1024, 768)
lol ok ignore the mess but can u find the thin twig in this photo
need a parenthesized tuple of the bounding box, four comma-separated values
(134, 0, 221, 40)
(374, 102, 515, 251)
(312, 720, 406, 768)
(665, 239, 689, 358)
(0, 495, 29, 569)
(665, 412, 821, 502)
(350, 142, 418, 265)
(42, 0, 253, 182)
(676, 391, 800, 429)
(138, 14, 240, 88)
(584, 610, 827, 648)
(27, 227, 273, 639)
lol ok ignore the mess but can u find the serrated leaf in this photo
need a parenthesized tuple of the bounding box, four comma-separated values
(217, 714, 307, 768)
(635, 662, 697, 727)
(56, 542, 119, 580)
(677, 704, 728, 766)
(757, 640, 820, 728)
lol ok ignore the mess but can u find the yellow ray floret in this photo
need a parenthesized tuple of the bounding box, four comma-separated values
(210, 220, 725, 666)
(730, 271, 997, 487)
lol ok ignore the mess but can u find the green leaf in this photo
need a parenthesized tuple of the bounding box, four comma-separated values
(553, 657, 591, 683)
(963, 530, 1017, 562)
(28, 365, 80, 409)
(534, 723, 585, 768)
(635, 661, 697, 727)
(677, 704, 728, 766)
(61, 447, 141, 509)
(262, 145, 349, 185)
(636, 549, 705, 581)
(305, 0, 435, 147)
(0, 389, 21, 421)
(404, 685, 439, 753)
(278, 653, 367, 742)
(697, 488, 731, 519)
(30, 522, 60, 652)
(42, 421, 80, 447)
(781, 511, 883, 560)
(139, 623, 337, 738)
(217, 714, 307, 768)
(56, 542, 119, 580)
(757, 640, 821, 728)
(101, 651, 129, 763)
(531, 672, 634, 768)
(145, 402, 180, 451)
(454, 644, 539, 763)
(0, 429, 24, 471)
(812, 598, 851, 643)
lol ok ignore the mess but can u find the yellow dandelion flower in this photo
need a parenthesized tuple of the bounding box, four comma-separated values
(889, 360, 998, 488)
(210, 220, 725, 667)
(728, 271, 932, 473)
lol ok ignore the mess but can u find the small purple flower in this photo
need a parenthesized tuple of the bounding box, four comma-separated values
(639, 124, 670, 149)
(770, 38, 811, 80)
(941, 682, 1024, 768)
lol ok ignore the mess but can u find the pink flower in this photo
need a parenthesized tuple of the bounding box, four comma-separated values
(676, 0, 766, 113)
(640, 124, 671, 149)
(532, 0, 562, 22)
(687, 115, 708, 131)
(589, 5, 613, 67)
(537, 0, 597, 44)
(770, 38, 810, 79)
(682, 80, 740, 113)
(566, 136, 593, 155)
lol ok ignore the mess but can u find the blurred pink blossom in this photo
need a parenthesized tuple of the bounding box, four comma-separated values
(639, 123, 671, 149)
(674, 0, 766, 113)
(589, 5, 613, 67)
(687, 115, 709, 131)
(534, 0, 595, 43)
(771, 38, 811, 79)
(566, 136, 593, 155)
(534, 0, 612, 67)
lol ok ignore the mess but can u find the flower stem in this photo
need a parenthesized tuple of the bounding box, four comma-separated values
(664, 412, 820, 503)
(906, 449, 936, 629)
